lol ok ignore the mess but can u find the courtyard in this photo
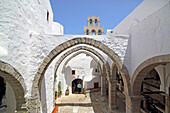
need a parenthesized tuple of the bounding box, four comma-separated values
(55, 89, 125, 113)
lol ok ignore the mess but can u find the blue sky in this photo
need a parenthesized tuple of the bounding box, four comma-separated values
(50, 0, 143, 35)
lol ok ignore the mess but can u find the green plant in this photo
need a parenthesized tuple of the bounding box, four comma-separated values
(55, 91, 57, 97)
(58, 90, 62, 96)
(58, 81, 62, 95)
(66, 86, 69, 91)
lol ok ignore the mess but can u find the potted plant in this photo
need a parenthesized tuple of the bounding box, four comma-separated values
(58, 81, 62, 98)
(65, 86, 69, 96)
(58, 91, 62, 98)
(55, 91, 57, 99)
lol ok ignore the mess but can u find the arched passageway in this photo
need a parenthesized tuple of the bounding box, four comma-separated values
(72, 79, 83, 94)
(61, 51, 102, 75)
(30, 37, 130, 112)
(140, 68, 164, 113)
(0, 76, 6, 106)
(0, 60, 27, 112)
(131, 54, 170, 113)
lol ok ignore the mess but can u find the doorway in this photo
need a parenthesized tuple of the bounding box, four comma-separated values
(0, 76, 6, 106)
(72, 79, 83, 94)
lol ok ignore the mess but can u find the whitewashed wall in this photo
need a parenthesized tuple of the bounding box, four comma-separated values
(0, 0, 170, 112)
(107, 0, 169, 35)
(56, 53, 101, 96)
(106, 0, 170, 77)
(130, 3, 170, 76)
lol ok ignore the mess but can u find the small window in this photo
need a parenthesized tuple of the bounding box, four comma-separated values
(86, 29, 89, 35)
(94, 82, 99, 88)
(47, 10, 49, 22)
(98, 30, 102, 35)
(95, 69, 98, 72)
(72, 70, 75, 75)
(90, 19, 92, 26)
(95, 19, 97, 26)
(91, 29, 96, 35)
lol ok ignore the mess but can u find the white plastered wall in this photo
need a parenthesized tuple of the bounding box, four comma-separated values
(130, 3, 170, 77)
(108, 0, 169, 35)
(58, 53, 101, 96)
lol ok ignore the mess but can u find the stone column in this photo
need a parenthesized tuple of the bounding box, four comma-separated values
(101, 75, 103, 95)
(97, 21, 100, 27)
(84, 29, 86, 35)
(101, 74, 106, 96)
(108, 78, 117, 111)
(126, 96, 142, 113)
(89, 30, 91, 35)
(165, 95, 170, 113)
(87, 20, 90, 26)
(92, 20, 95, 26)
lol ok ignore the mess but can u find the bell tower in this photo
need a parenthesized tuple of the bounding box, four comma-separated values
(84, 16, 104, 35)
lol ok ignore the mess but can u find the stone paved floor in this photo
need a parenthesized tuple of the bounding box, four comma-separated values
(56, 89, 125, 113)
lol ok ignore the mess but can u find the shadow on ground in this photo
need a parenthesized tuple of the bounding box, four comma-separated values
(55, 88, 126, 113)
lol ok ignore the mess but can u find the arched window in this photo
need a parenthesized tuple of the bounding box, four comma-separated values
(47, 10, 49, 22)
(90, 19, 92, 26)
(91, 29, 96, 35)
(95, 19, 97, 26)
(86, 29, 89, 35)
(98, 30, 102, 35)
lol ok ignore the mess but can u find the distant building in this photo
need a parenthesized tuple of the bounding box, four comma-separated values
(84, 16, 104, 35)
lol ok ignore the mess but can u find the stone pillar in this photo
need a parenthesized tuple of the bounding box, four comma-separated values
(101, 75, 103, 95)
(92, 20, 95, 26)
(101, 75, 106, 96)
(165, 96, 170, 113)
(84, 29, 86, 35)
(126, 96, 142, 113)
(108, 78, 117, 111)
(97, 21, 100, 27)
(27, 87, 41, 113)
(89, 30, 91, 35)
(87, 20, 90, 26)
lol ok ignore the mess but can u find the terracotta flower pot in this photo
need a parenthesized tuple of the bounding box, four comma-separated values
(58, 93, 62, 98)
(65, 90, 69, 96)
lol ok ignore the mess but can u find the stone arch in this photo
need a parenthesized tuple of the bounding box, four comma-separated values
(53, 46, 109, 98)
(53, 47, 109, 105)
(132, 54, 170, 96)
(86, 29, 89, 35)
(31, 37, 129, 112)
(98, 30, 102, 35)
(61, 51, 102, 75)
(112, 63, 129, 95)
(91, 29, 96, 35)
(0, 60, 27, 111)
(54, 46, 109, 78)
